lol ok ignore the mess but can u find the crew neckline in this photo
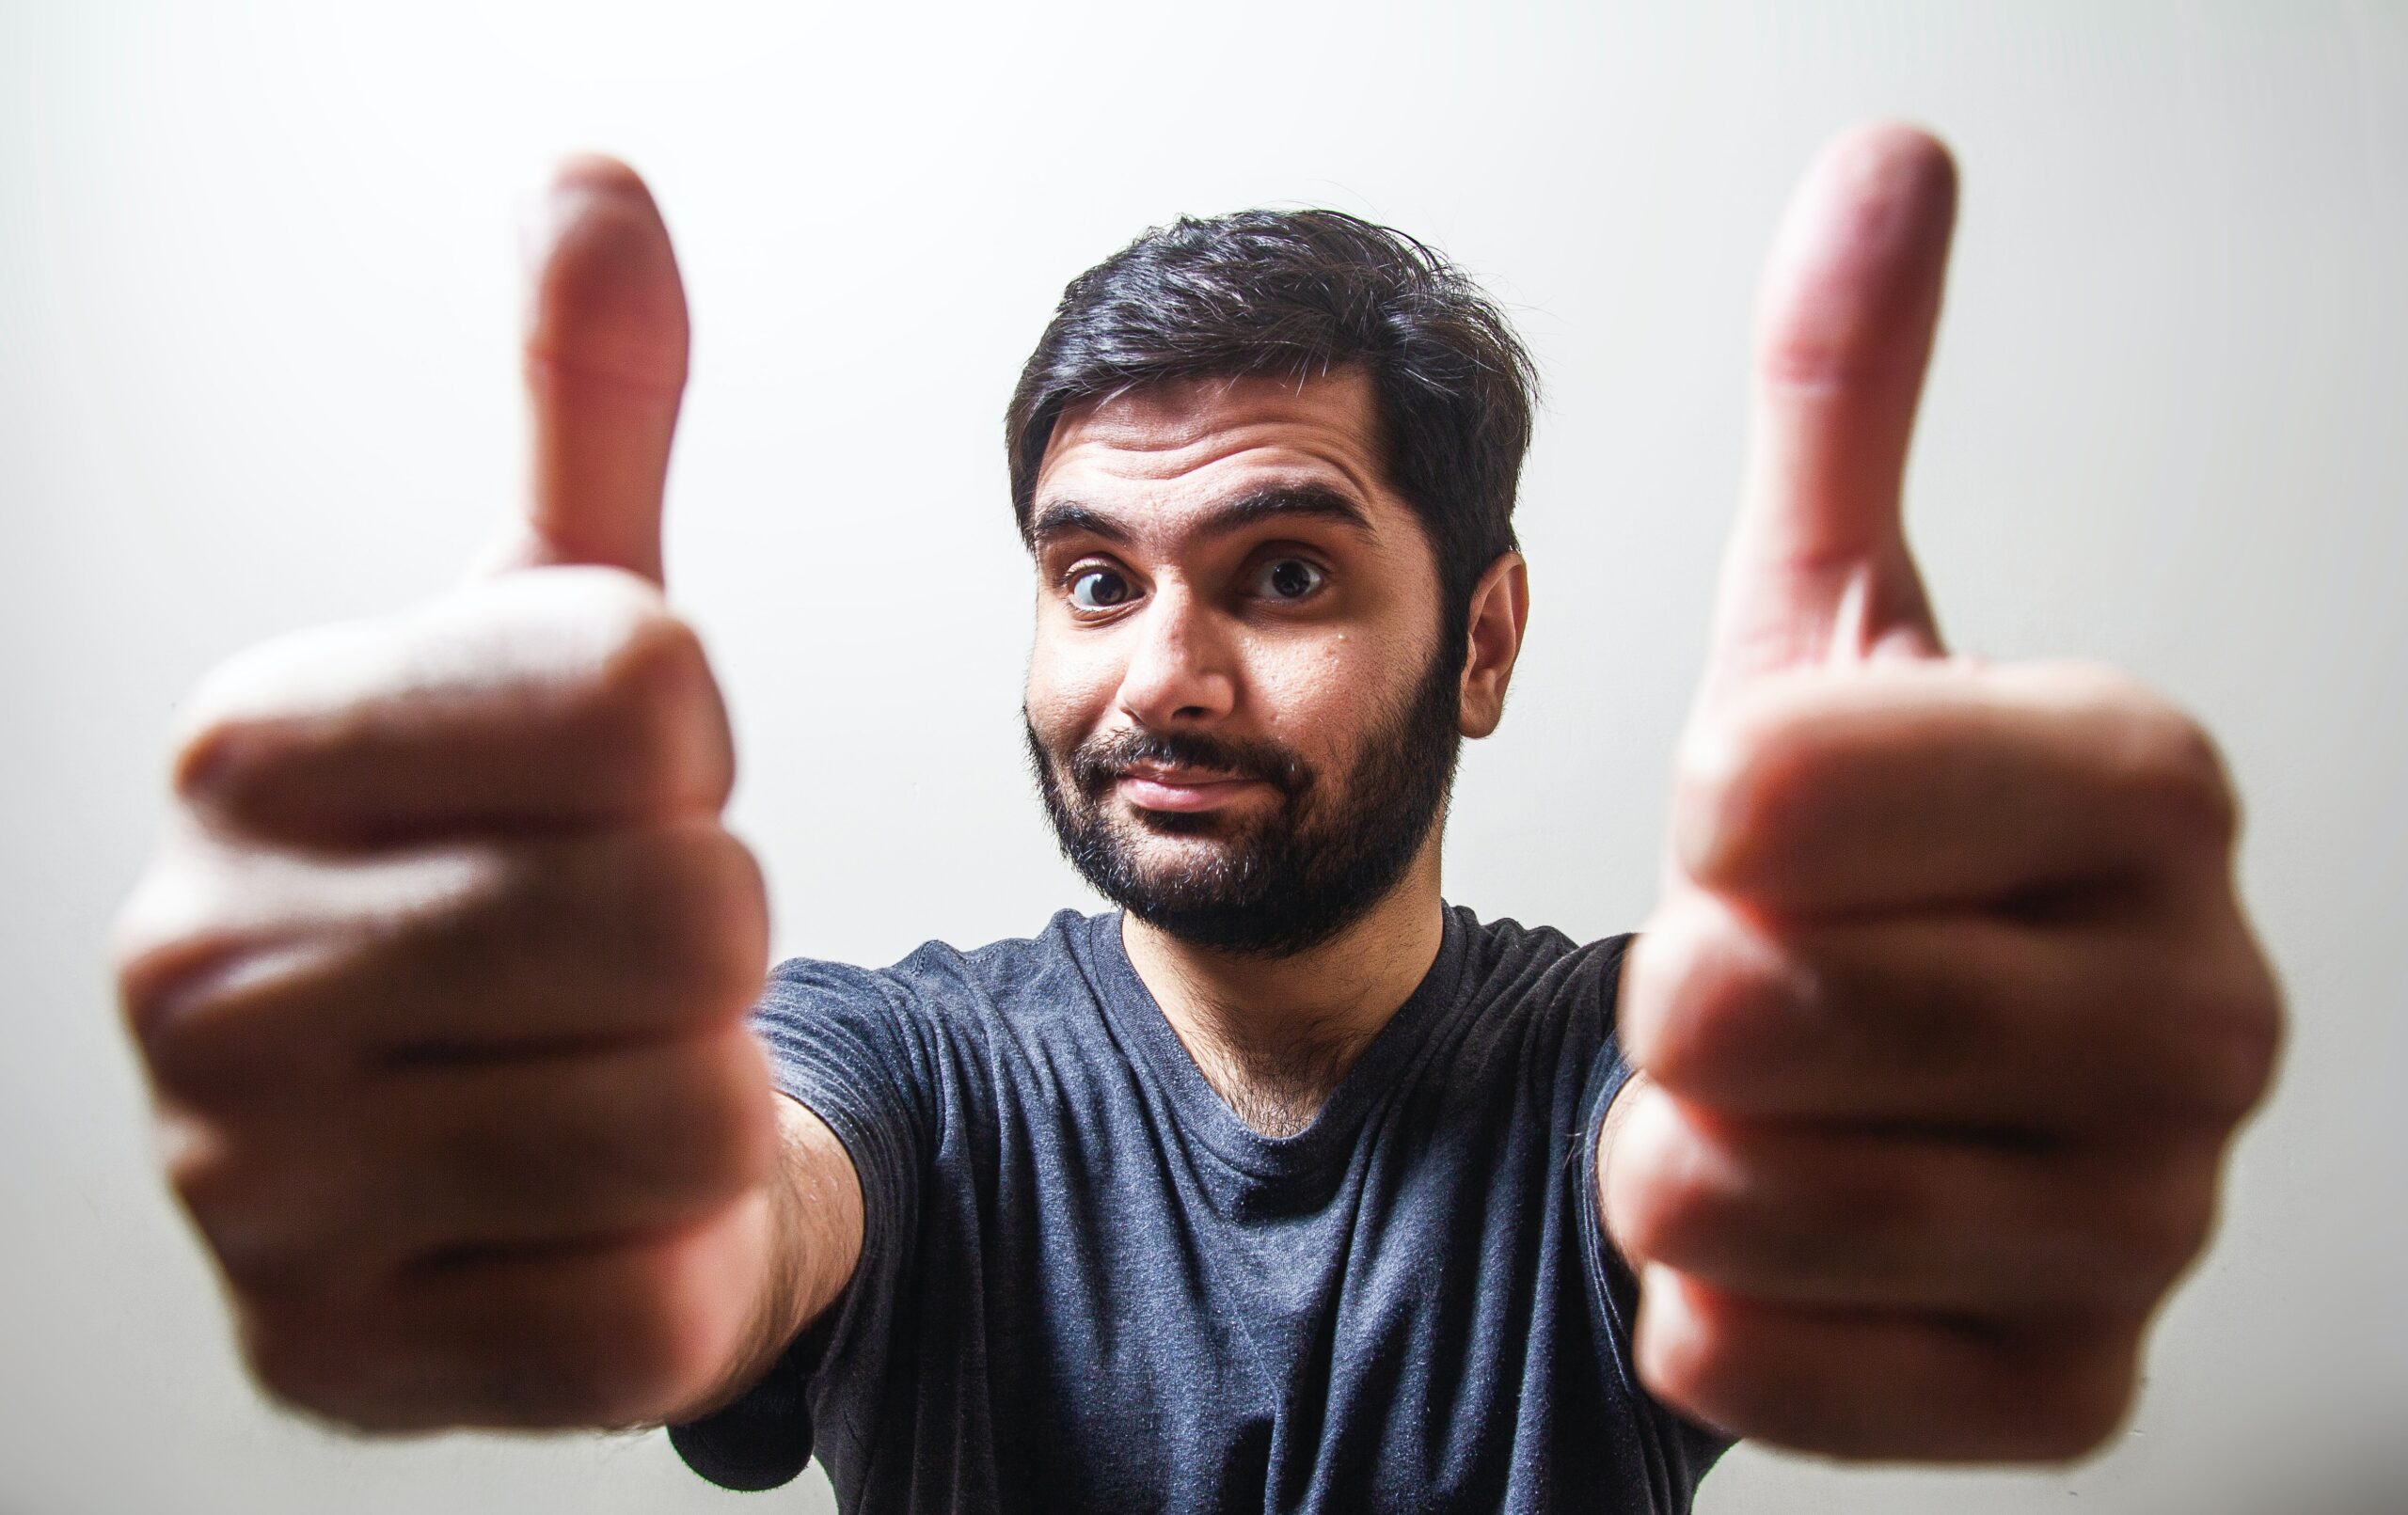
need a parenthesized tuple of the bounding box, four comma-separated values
(1082, 903, 1470, 1185)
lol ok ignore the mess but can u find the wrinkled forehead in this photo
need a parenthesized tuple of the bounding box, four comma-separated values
(1032, 370, 1407, 531)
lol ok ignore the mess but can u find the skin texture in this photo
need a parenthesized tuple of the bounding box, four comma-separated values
(1597, 122, 2284, 1460)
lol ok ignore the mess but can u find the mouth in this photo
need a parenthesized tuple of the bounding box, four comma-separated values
(1115, 765, 1268, 813)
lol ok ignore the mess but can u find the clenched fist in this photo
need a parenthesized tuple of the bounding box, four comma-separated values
(110, 161, 797, 1431)
(1601, 125, 2283, 1460)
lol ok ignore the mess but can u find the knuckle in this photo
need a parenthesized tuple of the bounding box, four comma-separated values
(1673, 689, 1824, 892)
(594, 596, 705, 709)
(2102, 1160, 2216, 1298)
(1637, 1290, 1759, 1440)
(455, 1235, 741, 1428)
(1622, 902, 1715, 1078)
(169, 643, 309, 797)
(656, 1031, 779, 1198)
(109, 899, 188, 1021)
(114, 941, 215, 1079)
(111, 850, 242, 1053)
(2126, 949, 2284, 1129)
(172, 1128, 367, 1303)
(572, 605, 728, 814)
(118, 937, 344, 1108)
(708, 1034, 782, 1188)
(2194, 962, 2285, 1120)
(614, 823, 769, 1024)
(2173, 1000, 2282, 1127)
(1639, 1190, 1734, 1279)
(118, 946, 266, 1101)
(200, 1200, 339, 1305)
(180, 626, 328, 730)
(2004, 1334, 2141, 1460)
(2136, 728, 2235, 847)
(166, 619, 394, 813)
(241, 1310, 350, 1417)
(2077, 679, 2238, 850)
(610, 1269, 714, 1422)
(1670, 718, 1749, 880)
(168, 715, 260, 809)
(162, 1117, 246, 1224)
(558, 1231, 735, 1427)
(1607, 1096, 1732, 1268)
(216, 1235, 339, 1315)
(242, 1305, 430, 1432)
(1628, 899, 1817, 1107)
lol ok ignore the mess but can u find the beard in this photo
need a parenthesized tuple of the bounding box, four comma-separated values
(1024, 635, 1464, 958)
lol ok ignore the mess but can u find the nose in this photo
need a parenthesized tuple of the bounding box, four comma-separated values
(1115, 579, 1238, 730)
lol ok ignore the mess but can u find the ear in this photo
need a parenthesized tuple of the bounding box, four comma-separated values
(1457, 550, 1529, 740)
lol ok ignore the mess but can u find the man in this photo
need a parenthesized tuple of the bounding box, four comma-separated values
(112, 120, 2281, 1512)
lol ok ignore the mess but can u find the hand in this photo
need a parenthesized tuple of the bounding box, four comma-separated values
(1600, 122, 2283, 1461)
(111, 160, 784, 1431)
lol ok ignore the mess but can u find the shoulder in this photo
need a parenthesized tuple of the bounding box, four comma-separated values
(748, 909, 1108, 1126)
(1450, 903, 1634, 1020)
(763, 907, 1106, 1036)
(1434, 906, 1640, 1146)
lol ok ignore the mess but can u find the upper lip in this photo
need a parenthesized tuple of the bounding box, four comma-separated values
(1120, 763, 1248, 786)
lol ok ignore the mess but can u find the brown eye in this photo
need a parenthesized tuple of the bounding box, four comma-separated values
(1252, 557, 1326, 601)
(1069, 567, 1135, 610)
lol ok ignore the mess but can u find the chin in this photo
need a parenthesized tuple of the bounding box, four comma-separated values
(1124, 805, 1243, 838)
(1116, 824, 1244, 872)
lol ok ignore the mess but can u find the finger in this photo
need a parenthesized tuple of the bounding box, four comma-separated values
(502, 154, 689, 587)
(1673, 660, 2238, 914)
(170, 1026, 775, 1302)
(119, 820, 769, 1103)
(370, 1026, 777, 1257)
(241, 1198, 771, 1430)
(1604, 1089, 2215, 1316)
(1620, 890, 2276, 1131)
(1634, 1267, 2142, 1461)
(166, 570, 733, 847)
(1701, 120, 1956, 704)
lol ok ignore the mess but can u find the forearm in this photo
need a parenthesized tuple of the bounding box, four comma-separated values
(660, 1092, 865, 1425)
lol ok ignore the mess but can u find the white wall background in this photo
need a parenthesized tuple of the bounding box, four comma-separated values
(5, 2, 2402, 1511)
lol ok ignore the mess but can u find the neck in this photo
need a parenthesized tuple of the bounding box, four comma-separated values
(1120, 830, 1447, 1139)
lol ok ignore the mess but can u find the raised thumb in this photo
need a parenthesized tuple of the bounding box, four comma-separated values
(488, 154, 689, 587)
(1699, 120, 1956, 711)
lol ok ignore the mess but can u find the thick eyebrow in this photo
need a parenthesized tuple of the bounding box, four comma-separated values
(1026, 483, 1376, 553)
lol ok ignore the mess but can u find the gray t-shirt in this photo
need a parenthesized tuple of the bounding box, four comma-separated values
(669, 903, 1730, 1511)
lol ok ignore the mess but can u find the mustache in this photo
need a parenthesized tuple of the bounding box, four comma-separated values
(1067, 727, 1315, 799)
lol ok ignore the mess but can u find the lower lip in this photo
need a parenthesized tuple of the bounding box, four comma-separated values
(1117, 775, 1264, 813)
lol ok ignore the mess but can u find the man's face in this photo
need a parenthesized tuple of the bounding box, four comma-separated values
(1022, 368, 1465, 956)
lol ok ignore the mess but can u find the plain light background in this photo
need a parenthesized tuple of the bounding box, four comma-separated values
(6, 2, 2402, 1511)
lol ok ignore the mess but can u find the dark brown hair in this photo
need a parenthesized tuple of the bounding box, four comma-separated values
(1005, 209, 1538, 651)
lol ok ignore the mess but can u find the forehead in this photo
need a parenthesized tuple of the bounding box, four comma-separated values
(1033, 369, 1406, 532)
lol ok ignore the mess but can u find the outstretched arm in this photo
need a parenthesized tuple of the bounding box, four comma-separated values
(665, 1096, 865, 1424)
(114, 159, 866, 1433)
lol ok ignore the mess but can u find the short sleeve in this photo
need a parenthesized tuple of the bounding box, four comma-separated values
(1573, 934, 1735, 1507)
(668, 955, 935, 1491)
